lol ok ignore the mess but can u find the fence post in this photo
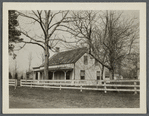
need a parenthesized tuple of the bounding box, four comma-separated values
(80, 85, 82, 92)
(31, 81, 32, 88)
(104, 81, 107, 93)
(134, 81, 137, 94)
(96, 81, 98, 88)
(14, 79, 17, 89)
(60, 82, 61, 90)
(44, 81, 45, 89)
(20, 80, 22, 86)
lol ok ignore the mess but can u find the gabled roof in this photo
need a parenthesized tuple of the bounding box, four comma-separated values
(39, 47, 88, 67)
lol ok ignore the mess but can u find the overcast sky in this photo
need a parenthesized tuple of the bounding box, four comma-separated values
(9, 10, 139, 76)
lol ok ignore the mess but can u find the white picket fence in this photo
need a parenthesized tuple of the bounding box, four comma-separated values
(9, 79, 17, 89)
(20, 79, 140, 94)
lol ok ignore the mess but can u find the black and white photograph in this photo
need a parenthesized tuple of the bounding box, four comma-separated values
(3, 3, 146, 114)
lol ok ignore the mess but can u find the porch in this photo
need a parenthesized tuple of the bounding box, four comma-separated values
(33, 67, 74, 80)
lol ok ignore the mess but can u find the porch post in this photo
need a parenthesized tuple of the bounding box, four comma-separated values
(42, 71, 43, 80)
(38, 72, 40, 80)
(63, 70, 68, 80)
(64, 71, 66, 80)
(100, 72, 101, 80)
(39, 72, 41, 80)
(33, 72, 36, 80)
(52, 71, 55, 80)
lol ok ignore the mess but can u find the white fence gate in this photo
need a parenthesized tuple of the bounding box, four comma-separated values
(20, 79, 140, 94)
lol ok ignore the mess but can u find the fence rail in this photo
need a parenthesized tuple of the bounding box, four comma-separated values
(9, 79, 17, 89)
(20, 79, 140, 94)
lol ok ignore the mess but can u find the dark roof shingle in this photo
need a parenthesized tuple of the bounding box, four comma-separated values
(40, 47, 87, 67)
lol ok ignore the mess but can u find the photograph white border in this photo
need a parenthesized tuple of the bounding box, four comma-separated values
(3, 2, 146, 114)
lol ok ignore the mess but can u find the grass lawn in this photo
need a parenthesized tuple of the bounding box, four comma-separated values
(9, 86, 139, 108)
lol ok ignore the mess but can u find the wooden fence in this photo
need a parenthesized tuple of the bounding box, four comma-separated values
(9, 79, 17, 89)
(20, 79, 140, 94)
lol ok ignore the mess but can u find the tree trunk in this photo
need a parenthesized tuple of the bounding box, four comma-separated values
(112, 69, 114, 80)
(44, 45, 49, 80)
(135, 58, 138, 79)
(101, 65, 104, 80)
(44, 11, 49, 80)
(109, 69, 114, 80)
(109, 70, 112, 80)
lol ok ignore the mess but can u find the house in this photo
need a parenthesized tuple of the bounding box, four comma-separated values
(33, 47, 109, 81)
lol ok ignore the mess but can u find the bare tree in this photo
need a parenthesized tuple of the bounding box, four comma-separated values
(28, 52, 33, 72)
(63, 10, 139, 79)
(16, 10, 72, 79)
(36, 50, 45, 66)
(57, 11, 109, 79)
(122, 45, 139, 79)
(96, 11, 139, 79)
(13, 60, 18, 79)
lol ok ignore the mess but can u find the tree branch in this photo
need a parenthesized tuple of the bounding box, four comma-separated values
(20, 31, 44, 44)
(21, 41, 45, 50)
(36, 10, 46, 37)
(47, 11, 69, 39)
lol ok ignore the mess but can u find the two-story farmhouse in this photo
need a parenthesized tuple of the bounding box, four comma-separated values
(33, 47, 109, 81)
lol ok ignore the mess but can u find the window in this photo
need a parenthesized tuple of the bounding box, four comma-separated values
(84, 56, 88, 65)
(80, 70, 85, 80)
(105, 76, 109, 78)
(97, 71, 100, 80)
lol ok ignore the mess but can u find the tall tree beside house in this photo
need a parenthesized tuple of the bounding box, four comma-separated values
(12, 60, 18, 79)
(58, 11, 108, 79)
(9, 10, 22, 59)
(16, 10, 71, 79)
(64, 10, 139, 79)
(14, 72, 18, 79)
(9, 72, 12, 79)
(96, 11, 139, 79)
(122, 49, 139, 79)
(36, 51, 45, 66)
